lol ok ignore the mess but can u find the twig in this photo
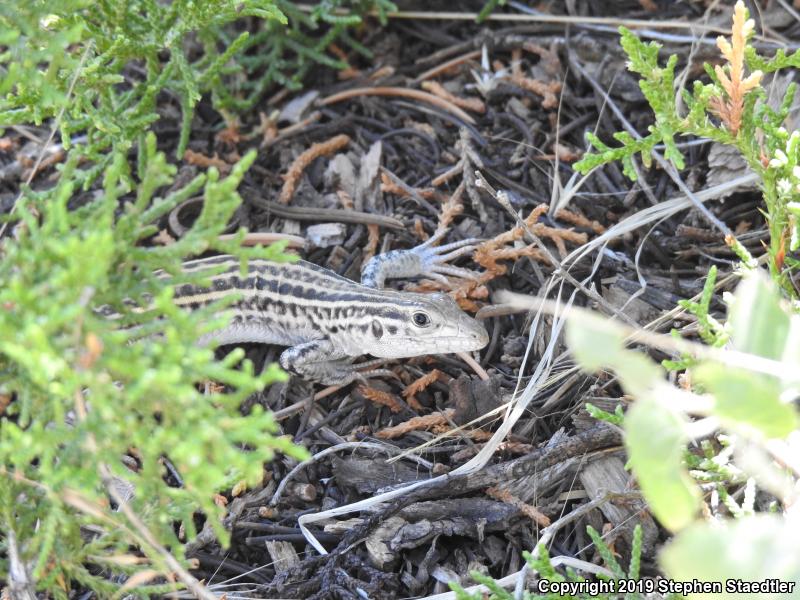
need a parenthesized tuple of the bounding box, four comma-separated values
(420, 81, 486, 114)
(218, 232, 305, 248)
(414, 50, 482, 83)
(456, 350, 490, 381)
(295, 4, 733, 33)
(248, 195, 404, 229)
(319, 86, 476, 125)
(475, 171, 642, 328)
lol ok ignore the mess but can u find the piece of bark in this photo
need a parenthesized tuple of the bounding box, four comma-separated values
(265, 540, 301, 571)
(450, 374, 504, 426)
(356, 141, 383, 213)
(578, 455, 659, 556)
(496, 456, 581, 504)
(279, 91, 319, 124)
(332, 456, 433, 495)
(603, 283, 662, 326)
(324, 153, 357, 200)
(365, 499, 520, 568)
(306, 222, 347, 248)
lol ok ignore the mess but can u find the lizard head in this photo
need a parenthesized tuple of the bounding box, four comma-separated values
(363, 292, 489, 358)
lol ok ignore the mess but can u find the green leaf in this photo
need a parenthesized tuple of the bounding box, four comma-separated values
(567, 311, 626, 372)
(661, 515, 800, 596)
(585, 402, 625, 426)
(729, 273, 789, 360)
(567, 310, 662, 397)
(625, 396, 700, 531)
(694, 364, 799, 439)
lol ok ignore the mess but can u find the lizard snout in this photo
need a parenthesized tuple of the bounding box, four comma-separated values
(460, 315, 489, 350)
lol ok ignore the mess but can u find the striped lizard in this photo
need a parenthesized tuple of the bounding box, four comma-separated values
(152, 231, 489, 385)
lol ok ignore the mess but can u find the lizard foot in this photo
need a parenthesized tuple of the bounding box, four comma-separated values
(361, 228, 482, 288)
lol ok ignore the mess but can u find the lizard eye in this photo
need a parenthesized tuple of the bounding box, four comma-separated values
(412, 311, 431, 327)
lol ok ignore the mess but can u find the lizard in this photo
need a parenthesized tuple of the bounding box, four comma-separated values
(125, 230, 489, 385)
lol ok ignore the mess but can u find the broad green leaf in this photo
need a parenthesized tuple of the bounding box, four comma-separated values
(661, 515, 800, 598)
(567, 311, 626, 371)
(567, 310, 662, 396)
(625, 396, 700, 531)
(729, 274, 789, 360)
(783, 314, 800, 369)
(695, 364, 799, 439)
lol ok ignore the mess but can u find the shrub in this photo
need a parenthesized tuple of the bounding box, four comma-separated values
(0, 0, 394, 594)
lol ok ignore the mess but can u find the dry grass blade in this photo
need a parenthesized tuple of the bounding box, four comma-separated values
(561, 173, 760, 269)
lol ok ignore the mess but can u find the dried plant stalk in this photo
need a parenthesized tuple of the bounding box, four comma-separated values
(279, 134, 350, 204)
(363, 224, 380, 264)
(380, 171, 437, 199)
(376, 409, 455, 439)
(357, 384, 404, 413)
(509, 48, 562, 110)
(710, 1, 762, 135)
(184, 149, 230, 174)
(437, 181, 465, 231)
(402, 369, 444, 411)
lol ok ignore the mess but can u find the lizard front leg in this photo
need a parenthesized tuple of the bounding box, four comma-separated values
(360, 228, 481, 289)
(280, 339, 384, 385)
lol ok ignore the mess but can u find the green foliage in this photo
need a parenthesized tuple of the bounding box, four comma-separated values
(624, 395, 700, 530)
(663, 266, 726, 370)
(567, 311, 701, 531)
(1, 0, 396, 162)
(661, 516, 800, 593)
(448, 526, 645, 600)
(476, 0, 506, 23)
(585, 402, 625, 426)
(218, 0, 396, 111)
(0, 0, 285, 159)
(573, 25, 733, 180)
(567, 271, 800, 592)
(679, 266, 725, 346)
(574, 4, 800, 295)
(694, 275, 800, 439)
(0, 134, 308, 596)
(1, 0, 400, 595)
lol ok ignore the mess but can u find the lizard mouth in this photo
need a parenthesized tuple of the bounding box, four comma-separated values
(376, 332, 489, 357)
